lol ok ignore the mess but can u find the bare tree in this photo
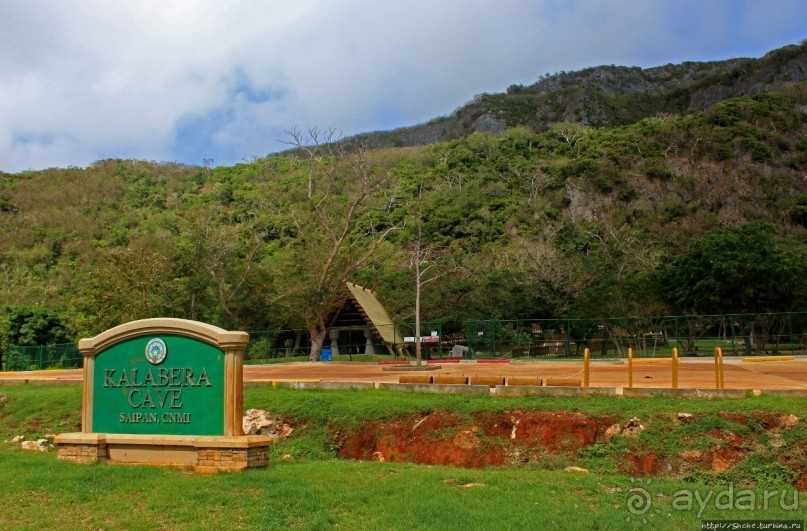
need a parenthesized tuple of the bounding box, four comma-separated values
(584, 220, 661, 279)
(408, 185, 463, 363)
(275, 128, 401, 361)
(202, 158, 214, 177)
(280, 126, 341, 201)
(552, 122, 590, 153)
(512, 230, 595, 314)
(199, 209, 268, 322)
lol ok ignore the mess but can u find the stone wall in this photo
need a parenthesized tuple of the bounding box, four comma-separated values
(196, 446, 269, 472)
(55, 435, 270, 473)
(57, 443, 107, 464)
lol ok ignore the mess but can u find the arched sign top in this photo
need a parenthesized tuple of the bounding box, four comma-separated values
(78, 318, 249, 356)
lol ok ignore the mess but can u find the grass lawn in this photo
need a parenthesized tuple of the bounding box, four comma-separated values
(0, 451, 802, 529)
(0, 385, 804, 529)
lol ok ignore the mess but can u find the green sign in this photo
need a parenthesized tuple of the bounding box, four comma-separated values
(92, 334, 225, 435)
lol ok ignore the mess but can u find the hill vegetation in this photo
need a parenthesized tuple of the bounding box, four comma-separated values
(1, 44, 806, 358)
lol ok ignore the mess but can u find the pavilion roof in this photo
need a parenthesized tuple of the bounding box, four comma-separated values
(345, 282, 404, 346)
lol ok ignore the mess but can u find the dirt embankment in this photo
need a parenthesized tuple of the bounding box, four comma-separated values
(333, 409, 807, 491)
(336, 410, 618, 468)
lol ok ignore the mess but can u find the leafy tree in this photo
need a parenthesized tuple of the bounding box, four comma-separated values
(1, 306, 71, 368)
(3, 306, 71, 346)
(569, 272, 669, 355)
(76, 244, 176, 333)
(791, 194, 807, 227)
(658, 222, 804, 315)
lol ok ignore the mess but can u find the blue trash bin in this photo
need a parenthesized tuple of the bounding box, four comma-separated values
(320, 348, 332, 361)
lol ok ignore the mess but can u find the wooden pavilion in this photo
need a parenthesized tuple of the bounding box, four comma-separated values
(325, 282, 406, 356)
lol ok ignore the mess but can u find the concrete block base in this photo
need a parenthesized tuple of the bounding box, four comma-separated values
(55, 432, 271, 472)
(378, 382, 490, 394)
(758, 389, 807, 397)
(269, 380, 374, 390)
(382, 365, 442, 372)
(621, 388, 752, 399)
(495, 385, 617, 396)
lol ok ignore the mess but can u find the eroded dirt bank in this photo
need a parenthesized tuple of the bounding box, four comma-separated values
(336, 410, 617, 467)
(333, 409, 807, 491)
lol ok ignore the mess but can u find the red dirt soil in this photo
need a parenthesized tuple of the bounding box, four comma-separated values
(336, 410, 619, 467)
(335, 409, 807, 491)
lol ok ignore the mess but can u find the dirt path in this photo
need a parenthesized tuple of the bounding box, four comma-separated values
(6, 357, 806, 389)
(246, 358, 807, 389)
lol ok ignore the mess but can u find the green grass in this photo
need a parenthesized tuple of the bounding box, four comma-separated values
(243, 386, 807, 424)
(0, 385, 82, 440)
(1, 386, 805, 529)
(4, 384, 807, 451)
(0, 451, 802, 530)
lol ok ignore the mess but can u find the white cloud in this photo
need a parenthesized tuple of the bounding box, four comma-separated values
(1, 0, 805, 172)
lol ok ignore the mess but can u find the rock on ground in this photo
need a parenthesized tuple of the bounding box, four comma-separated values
(242, 409, 294, 440)
(780, 414, 799, 430)
(604, 423, 621, 442)
(677, 413, 694, 423)
(20, 439, 50, 452)
(622, 418, 645, 438)
(564, 466, 589, 473)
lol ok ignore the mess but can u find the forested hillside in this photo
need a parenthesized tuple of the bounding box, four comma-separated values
(1, 56, 806, 355)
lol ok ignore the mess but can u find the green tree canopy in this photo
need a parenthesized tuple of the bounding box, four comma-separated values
(3, 306, 72, 346)
(658, 222, 804, 315)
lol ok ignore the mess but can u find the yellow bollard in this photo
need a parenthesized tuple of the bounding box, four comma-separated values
(714, 347, 726, 389)
(627, 347, 633, 389)
(583, 348, 590, 388)
(672, 347, 679, 389)
(713, 347, 721, 389)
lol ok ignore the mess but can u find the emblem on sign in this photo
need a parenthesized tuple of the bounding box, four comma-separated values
(145, 338, 167, 365)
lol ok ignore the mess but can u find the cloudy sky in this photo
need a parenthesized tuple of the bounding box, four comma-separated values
(1, 0, 805, 173)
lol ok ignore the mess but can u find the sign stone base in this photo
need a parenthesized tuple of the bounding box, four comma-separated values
(55, 432, 271, 472)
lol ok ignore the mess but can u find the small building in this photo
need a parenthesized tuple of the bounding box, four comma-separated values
(325, 282, 406, 356)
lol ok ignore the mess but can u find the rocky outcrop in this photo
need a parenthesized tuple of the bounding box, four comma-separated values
(346, 42, 807, 149)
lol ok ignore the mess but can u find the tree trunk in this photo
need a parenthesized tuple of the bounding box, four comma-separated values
(415, 257, 422, 365)
(292, 331, 301, 355)
(414, 186, 424, 365)
(744, 322, 755, 356)
(309, 326, 327, 362)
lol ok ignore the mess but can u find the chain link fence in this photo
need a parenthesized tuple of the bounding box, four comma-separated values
(245, 321, 444, 363)
(466, 312, 807, 359)
(2, 313, 804, 371)
(1, 343, 83, 371)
